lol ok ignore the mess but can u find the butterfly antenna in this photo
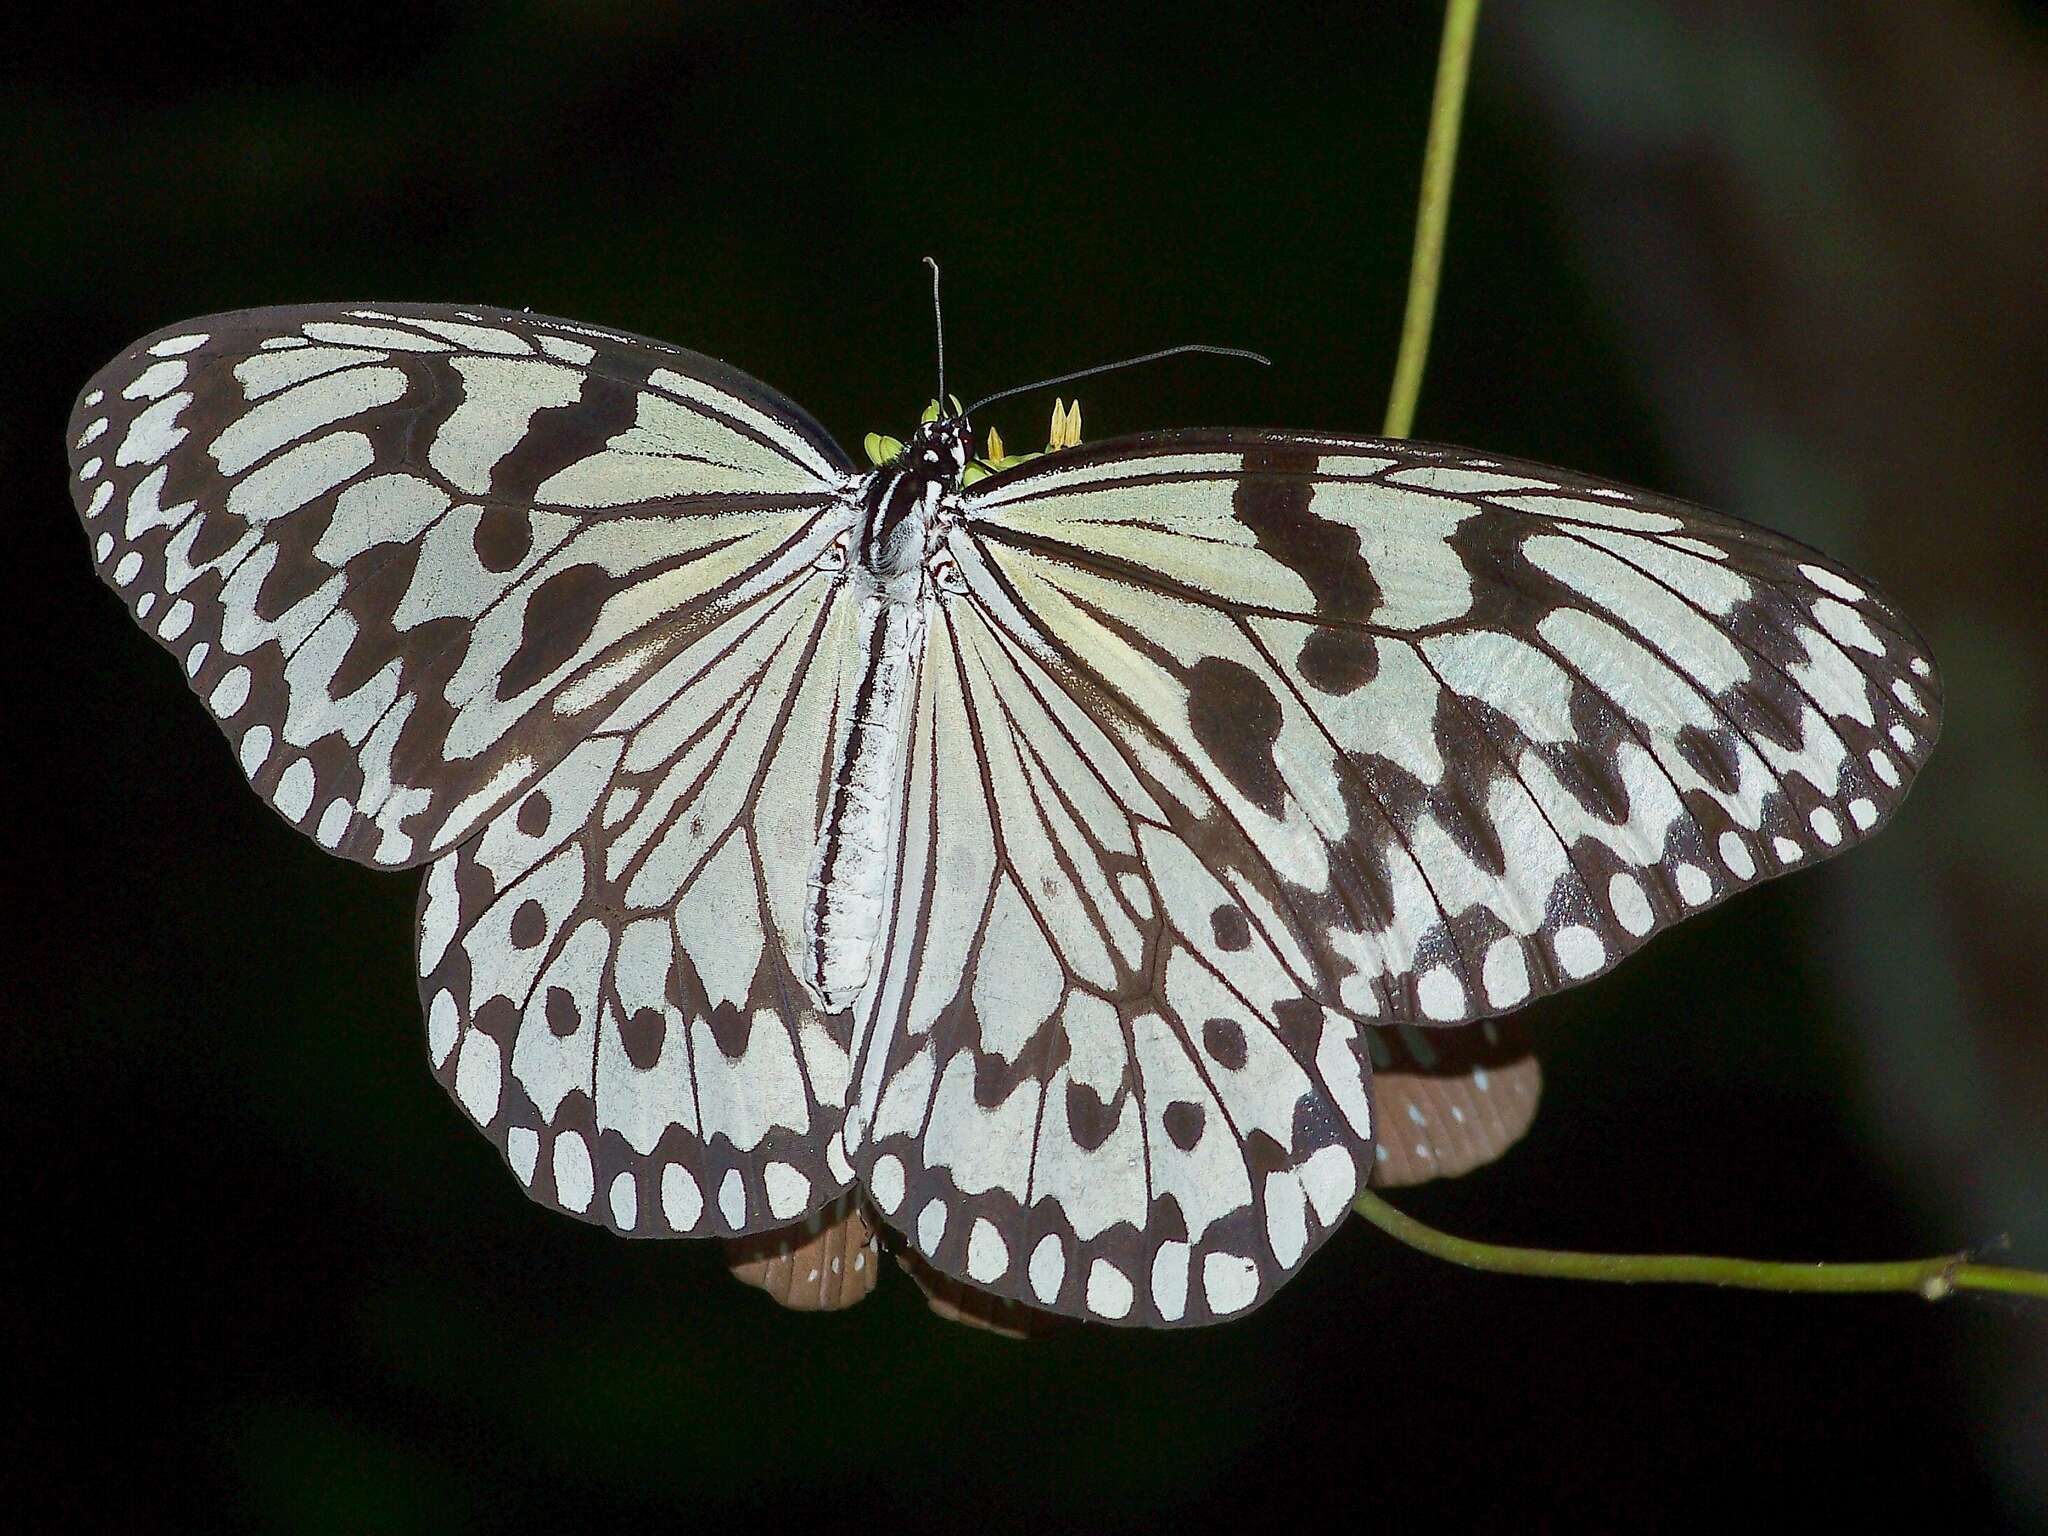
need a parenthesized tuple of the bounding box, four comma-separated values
(923, 257, 947, 411)
(964, 343, 1269, 416)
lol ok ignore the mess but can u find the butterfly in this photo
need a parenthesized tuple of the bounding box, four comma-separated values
(68, 301, 1939, 1326)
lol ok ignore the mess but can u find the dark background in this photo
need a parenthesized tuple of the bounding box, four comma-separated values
(8, 2, 2045, 1530)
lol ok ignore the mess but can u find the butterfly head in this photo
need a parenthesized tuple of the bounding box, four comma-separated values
(905, 411, 975, 485)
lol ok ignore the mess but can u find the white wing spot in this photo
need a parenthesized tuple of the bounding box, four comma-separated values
(81, 456, 104, 481)
(94, 532, 113, 561)
(1086, 1259, 1134, 1319)
(275, 758, 316, 820)
(506, 1126, 538, 1185)
(112, 551, 143, 586)
(315, 799, 352, 849)
(967, 1219, 1008, 1283)
(122, 359, 188, 400)
(1029, 1233, 1066, 1303)
(825, 1132, 854, 1185)
(764, 1161, 810, 1220)
(660, 1164, 703, 1231)
(1798, 562, 1865, 602)
(453, 1029, 501, 1124)
(1909, 656, 1932, 678)
(1117, 871, 1154, 920)
(87, 483, 112, 518)
(1481, 938, 1530, 1009)
(1202, 1252, 1259, 1315)
(1554, 924, 1606, 978)
(238, 724, 272, 777)
(1299, 1144, 1355, 1225)
(1263, 1171, 1309, 1268)
(537, 335, 598, 365)
(608, 1171, 638, 1230)
(158, 599, 193, 640)
(552, 1130, 594, 1213)
(1773, 836, 1804, 865)
(868, 1153, 905, 1212)
(1849, 797, 1877, 831)
(917, 1196, 948, 1253)
(426, 989, 458, 1067)
(1151, 1241, 1191, 1322)
(1891, 679, 1926, 716)
(1717, 831, 1756, 880)
(147, 333, 210, 356)
(1417, 966, 1466, 1021)
(1869, 749, 1900, 788)
(718, 1168, 747, 1229)
(1889, 723, 1915, 752)
(1809, 806, 1843, 846)
(1608, 872, 1654, 936)
(209, 666, 252, 718)
(1814, 598, 1885, 656)
(183, 641, 209, 677)
(1676, 864, 1714, 907)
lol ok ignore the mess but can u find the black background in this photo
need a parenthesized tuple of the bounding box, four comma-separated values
(8, 2, 2046, 1531)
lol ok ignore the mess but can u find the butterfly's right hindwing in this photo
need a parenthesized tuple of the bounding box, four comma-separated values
(68, 303, 852, 870)
(417, 562, 868, 1238)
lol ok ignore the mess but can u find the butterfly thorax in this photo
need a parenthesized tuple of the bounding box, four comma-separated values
(801, 416, 973, 1013)
(853, 416, 972, 580)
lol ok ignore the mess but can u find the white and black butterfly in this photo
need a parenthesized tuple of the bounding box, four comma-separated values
(68, 301, 1939, 1327)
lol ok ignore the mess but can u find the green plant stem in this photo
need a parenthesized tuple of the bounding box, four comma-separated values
(1354, 1190, 2048, 1300)
(1382, 0, 1483, 440)
(1359, 0, 2048, 1308)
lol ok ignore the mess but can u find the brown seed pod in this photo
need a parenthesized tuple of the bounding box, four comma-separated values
(1366, 1017, 1542, 1187)
(722, 1191, 880, 1310)
(896, 1246, 1067, 1339)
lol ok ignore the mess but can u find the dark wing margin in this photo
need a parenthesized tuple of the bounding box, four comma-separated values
(68, 303, 852, 870)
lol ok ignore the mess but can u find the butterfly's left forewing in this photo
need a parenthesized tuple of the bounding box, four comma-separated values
(955, 430, 1939, 1028)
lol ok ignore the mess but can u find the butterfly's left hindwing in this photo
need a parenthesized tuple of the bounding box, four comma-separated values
(841, 583, 1377, 1325)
